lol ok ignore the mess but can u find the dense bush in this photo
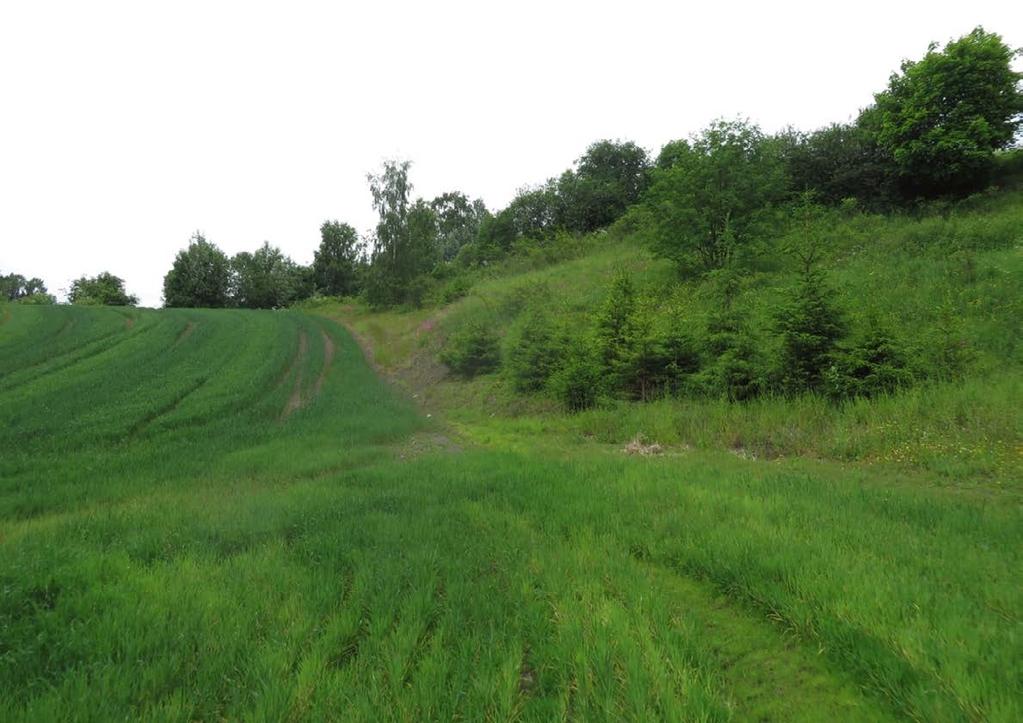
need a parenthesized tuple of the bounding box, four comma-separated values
(774, 263, 846, 393)
(693, 309, 765, 401)
(1, 272, 49, 302)
(69, 272, 138, 306)
(827, 328, 913, 399)
(505, 309, 566, 392)
(440, 322, 500, 378)
(549, 339, 602, 411)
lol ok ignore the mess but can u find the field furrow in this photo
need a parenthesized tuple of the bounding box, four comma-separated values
(0, 303, 1018, 721)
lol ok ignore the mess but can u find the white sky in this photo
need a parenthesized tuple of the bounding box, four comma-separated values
(1, 1, 1020, 307)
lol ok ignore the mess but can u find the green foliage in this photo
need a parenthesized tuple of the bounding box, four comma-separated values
(924, 303, 977, 381)
(559, 139, 651, 232)
(593, 271, 640, 388)
(549, 337, 602, 411)
(163, 232, 232, 308)
(231, 242, 303, 309)
(3, 286, 1019, 720)
(313, 221, 362, 296)
(870, 27, 1023, 198)
(641, 307, 701, 397)
(69, 271, 138, 306)
(0, 273, 48, 302)
(775, 261, 846, 393)
(438, 275, 473, 304)
(430, 192, 489, 261)
(827, 327, 913, 399)
(505, 181, 564, 241)
(15, 292, 56, 305)
(440, 321, 500, 378)
(694, 307, 765, 401)
(504, 307, 565, 392)
(644, 119, 787, 273)
(776, 123, 895, 206)
(365, 162, 439, 308)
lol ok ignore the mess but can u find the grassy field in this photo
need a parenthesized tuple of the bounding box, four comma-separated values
(1, 302, 1020, 720)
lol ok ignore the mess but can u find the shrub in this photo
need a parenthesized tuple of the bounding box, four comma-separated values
(16, 292, 56, 305)
(826, 329, 913, 399)
(549, 340, 603, 411)
(693, 308, 765, 401)
(440, 276, 472, 304)
(505, 309, 565, 392)
(774, 263, 845, 393)
(593, 271, 640, 389)
(440, 322, 500, 378)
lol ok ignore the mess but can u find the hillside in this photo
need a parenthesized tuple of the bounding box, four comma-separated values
(321, 185, 1022, 488)
(2, 282, 1019, 718)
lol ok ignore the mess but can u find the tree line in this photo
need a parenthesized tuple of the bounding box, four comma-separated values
(6, 27, 1018, 311)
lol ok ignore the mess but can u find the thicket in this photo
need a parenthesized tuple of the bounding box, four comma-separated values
(1, 271, 54, 304)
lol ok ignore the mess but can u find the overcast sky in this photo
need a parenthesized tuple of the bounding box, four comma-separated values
(2, 1, 1020, 307)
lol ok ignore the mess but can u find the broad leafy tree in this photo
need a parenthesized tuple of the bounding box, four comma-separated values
(231, 242, 300, 309)
(505, 181, 564, 241)
(68, 272, 138, 306)
(869, 27, 1023, 197)
(560, 140, 651, 232)
(163, 232, 232, 308)
(776, 124, 895, 206)
(1, 272, 49, 302)
(314, 221, 363, 296)
(430, 192, 489, 261)
(365, 161, 439, 307)
(645, 119, 787, 273)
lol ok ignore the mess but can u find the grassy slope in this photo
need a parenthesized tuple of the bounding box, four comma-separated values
(0, 298, 1020, 719)
(326, 187, 1023, 488)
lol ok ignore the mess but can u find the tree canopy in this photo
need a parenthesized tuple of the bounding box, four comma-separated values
(68, 272, 138, 306)
(364, 161, 439, 307)
(314, 221, 363, 297)
(231, 242, 302, 309)
(163, 232, 233, 308)
(644, 119, 787, 273)
(1, 272, 51, 303)
(869, 27, 1023, 197)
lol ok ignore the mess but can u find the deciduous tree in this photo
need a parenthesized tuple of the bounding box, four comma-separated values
(163, 232, 232, 308)
(870, 27, 1023, 197)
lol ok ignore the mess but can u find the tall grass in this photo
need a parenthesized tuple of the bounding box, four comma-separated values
(2, 303, 1020, 720)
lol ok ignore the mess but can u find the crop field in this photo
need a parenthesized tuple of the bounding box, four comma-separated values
(1, 303, 1020, 721)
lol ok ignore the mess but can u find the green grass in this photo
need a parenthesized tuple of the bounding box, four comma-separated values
(1, 302, 1020, 720)
(325, 186, 1023, 484)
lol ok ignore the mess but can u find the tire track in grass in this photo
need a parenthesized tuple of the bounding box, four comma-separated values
(487, 503, 891, 721)
(312, 329, 335, 399)
(633, 557, 898, 721)
(172, 320, 196, 348)
(127, 375, 210, 437)
(280, 332, 309, 420)
(281, 326, 335, 418)
(0, 317, 158, 392)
